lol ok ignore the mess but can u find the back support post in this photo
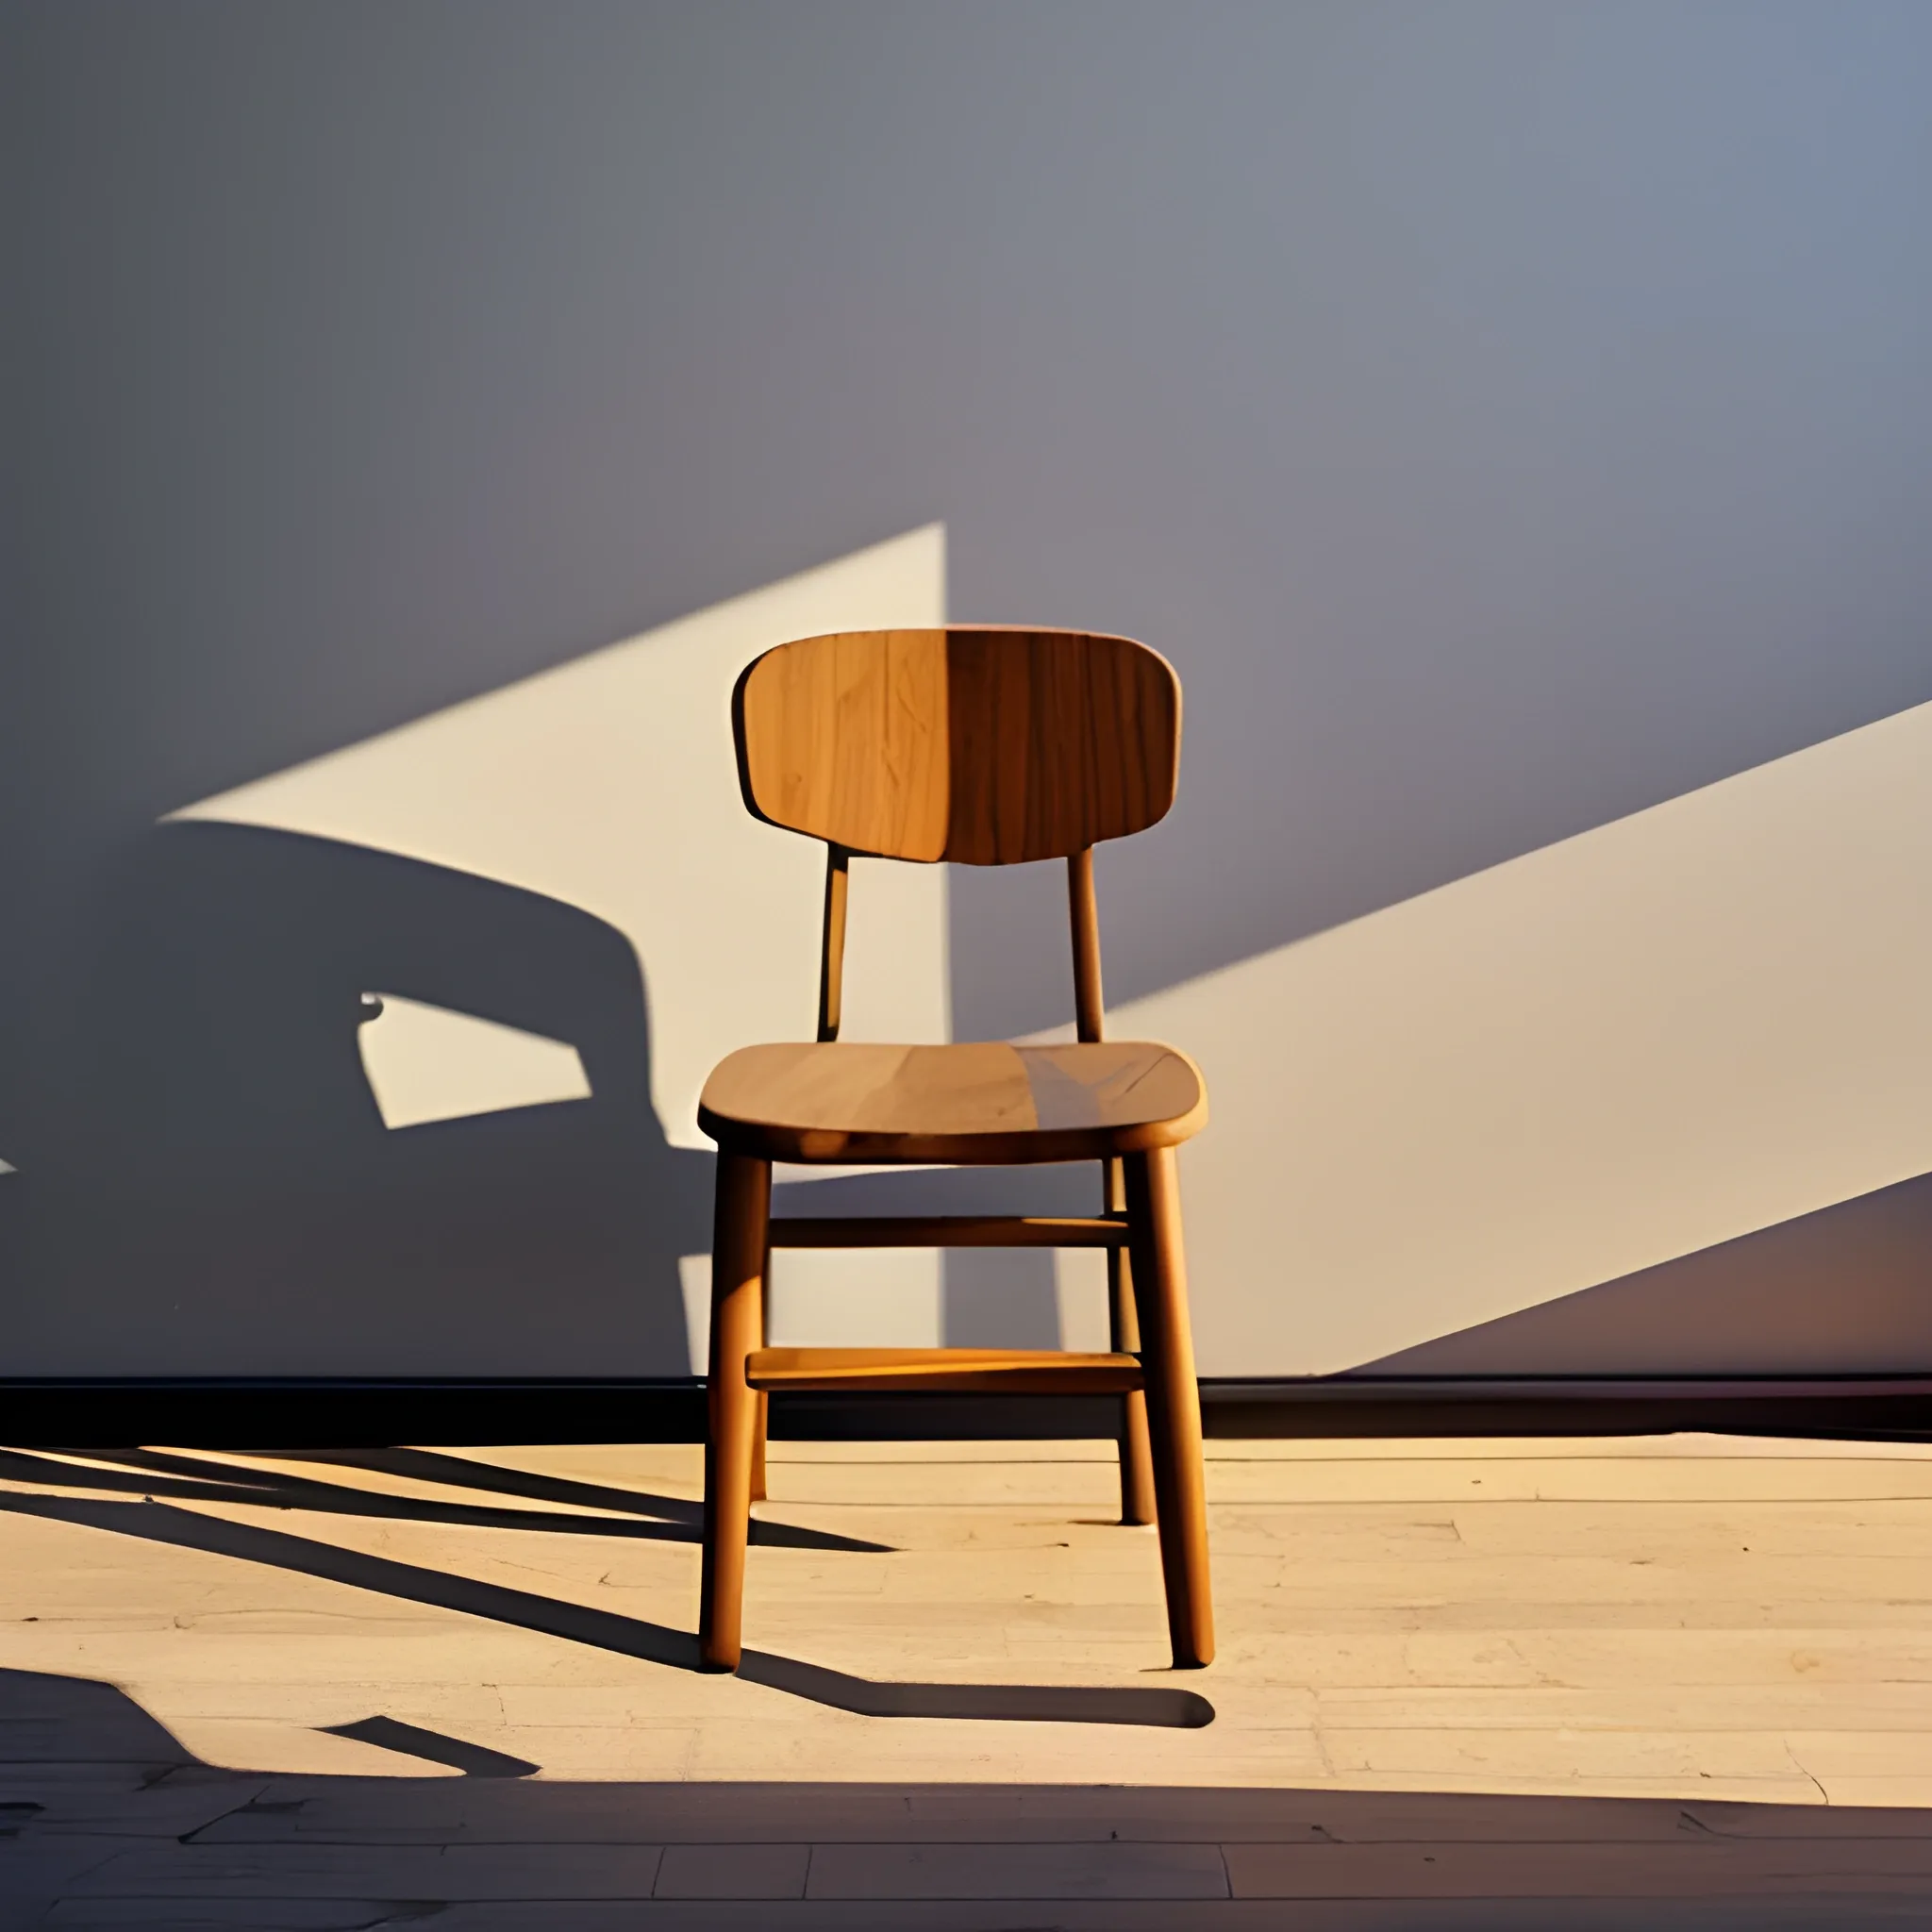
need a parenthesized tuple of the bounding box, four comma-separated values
(817, 843, 850, 1043)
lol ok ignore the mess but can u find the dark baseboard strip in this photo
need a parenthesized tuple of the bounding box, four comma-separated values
(4, 1375, 1932, 1447)
(1202, 1375, 1932, 1441)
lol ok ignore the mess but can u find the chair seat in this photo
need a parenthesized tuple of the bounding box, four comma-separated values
(697, 1040, 1207, 1164)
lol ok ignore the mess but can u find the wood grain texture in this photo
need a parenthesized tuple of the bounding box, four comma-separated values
(746, 1347, 1145, 1394)
(734, 628, 1180, 865)
(942, 630, 1180, 865)
(735, 628, 952, 861)
(699, 1041, 1207, 1165)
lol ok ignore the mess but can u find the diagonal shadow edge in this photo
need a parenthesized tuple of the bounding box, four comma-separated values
(0, 1447, 887, 1554)
(0, 1491, 1213, 1730)
(278, 1445, 711, 1524)
(1346, 1165, 1932, 1378)
(318, 1714, 541, 1779)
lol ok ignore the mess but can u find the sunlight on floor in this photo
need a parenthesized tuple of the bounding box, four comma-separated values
(6, 1434, 1932, 1805)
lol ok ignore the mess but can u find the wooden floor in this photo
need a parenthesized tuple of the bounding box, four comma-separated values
(5, 1432, 1932, 1926)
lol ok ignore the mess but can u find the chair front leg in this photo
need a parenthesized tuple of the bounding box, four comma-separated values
(700, 1150, 771, 1672)
(1124, 1145, 1215, 1670)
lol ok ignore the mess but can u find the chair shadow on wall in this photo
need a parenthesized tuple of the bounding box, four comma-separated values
(21, 819, 708, 1375)
(12, 816, 1104, 1374)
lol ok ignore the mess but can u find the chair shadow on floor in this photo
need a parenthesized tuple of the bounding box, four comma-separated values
(3, 1665, 1927, 1929)
(0, 1447, 1215, 1730)
(0, 1444, 880, 1552)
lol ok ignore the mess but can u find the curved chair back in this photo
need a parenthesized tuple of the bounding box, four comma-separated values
(733, 627, 1180, 866)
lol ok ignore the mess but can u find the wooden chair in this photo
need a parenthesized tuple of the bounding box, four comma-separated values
(696, 625, 1214, 1673)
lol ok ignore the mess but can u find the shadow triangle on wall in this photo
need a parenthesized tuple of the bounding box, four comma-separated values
(1356, 1167, 1932, 1377)
(1098, 694, 1932, 1375)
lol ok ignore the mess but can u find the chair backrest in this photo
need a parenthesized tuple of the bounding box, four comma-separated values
(732, 625, 1181, 1043)
(732, 627, 1180, 866)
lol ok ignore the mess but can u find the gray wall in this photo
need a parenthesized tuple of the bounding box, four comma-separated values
(7, 1, 1932, 1373)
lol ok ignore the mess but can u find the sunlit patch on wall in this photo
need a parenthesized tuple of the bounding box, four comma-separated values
(356, 992, 591, 1131)
(168, 525, 950, 1152)
(677, 1253, 711, 1374)
(170, 526, 953, 1352)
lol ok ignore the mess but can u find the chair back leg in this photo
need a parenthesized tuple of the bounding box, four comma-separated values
(749, 1224, 773, 1504)
(1124, 1145, 1215, 1669)
(701, 1150, 771, 1672)
(1105, 1158, 1158, 1525)
(749, 1393, 770, 1504)
(1110, 1290, 1158, 1525)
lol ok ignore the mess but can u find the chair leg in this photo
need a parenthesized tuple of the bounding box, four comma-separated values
(749, 1232, 772, 1505)
(1124, 1145, 1215, 1670)
(1107, 1161, 1158, 1526)
(749, 1398, 770, 1505)
(700, 1150, 771, 1673)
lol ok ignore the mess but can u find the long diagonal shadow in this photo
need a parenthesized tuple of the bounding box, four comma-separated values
(0, 1491, 1215, 1730)
(286, 1446, 711, 1526)
(4, 1447, 885, 1553)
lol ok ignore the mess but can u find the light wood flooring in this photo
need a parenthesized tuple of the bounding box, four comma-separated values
(5, 1432, 1932, 1925)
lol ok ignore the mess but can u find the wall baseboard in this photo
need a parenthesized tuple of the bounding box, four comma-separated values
(5, 1375, 1931, 1448)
